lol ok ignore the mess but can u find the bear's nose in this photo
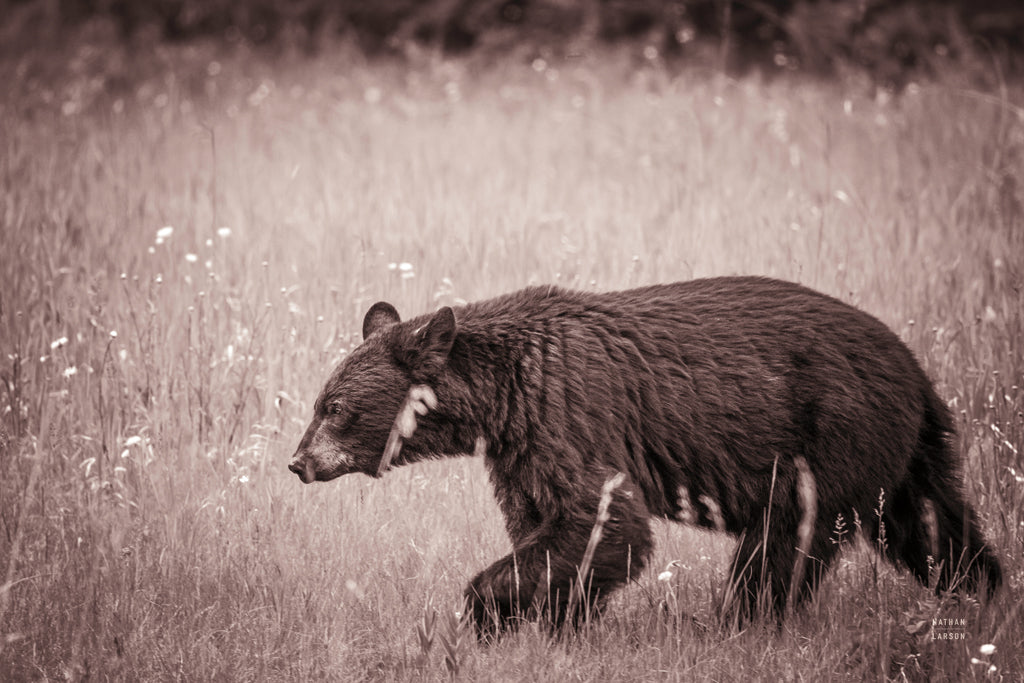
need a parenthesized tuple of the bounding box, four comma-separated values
(288, 456, 315, 484)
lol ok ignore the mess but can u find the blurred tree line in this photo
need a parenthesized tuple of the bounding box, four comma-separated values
(2, 0, 1022, 77)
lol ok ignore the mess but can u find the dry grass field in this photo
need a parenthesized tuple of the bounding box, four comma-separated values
(1, 35, 1022, 681)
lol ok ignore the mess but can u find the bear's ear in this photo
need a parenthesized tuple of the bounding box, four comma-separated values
(363, 302, 401, 340)
(413, 306, 456, 369)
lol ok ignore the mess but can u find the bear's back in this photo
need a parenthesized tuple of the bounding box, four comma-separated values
(445, 277, 936, 523)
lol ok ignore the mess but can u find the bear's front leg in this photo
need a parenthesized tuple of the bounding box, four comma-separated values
(464, 485, 653, 638)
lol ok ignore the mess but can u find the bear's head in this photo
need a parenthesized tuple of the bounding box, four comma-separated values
(288, 302, 455, 483)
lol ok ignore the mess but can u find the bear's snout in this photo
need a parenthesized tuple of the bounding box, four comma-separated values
(288, 454, 316, 484)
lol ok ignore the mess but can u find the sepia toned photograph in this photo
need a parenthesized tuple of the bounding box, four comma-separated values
(1, 1, 1021, 680)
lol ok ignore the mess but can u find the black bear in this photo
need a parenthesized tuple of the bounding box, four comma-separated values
(288, 277, 1001, 633)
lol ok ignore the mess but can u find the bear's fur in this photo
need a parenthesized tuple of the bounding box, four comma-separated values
(289, 277, 1002, 633)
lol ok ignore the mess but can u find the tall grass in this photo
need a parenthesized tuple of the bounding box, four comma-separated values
(1, 36, 1021, 680)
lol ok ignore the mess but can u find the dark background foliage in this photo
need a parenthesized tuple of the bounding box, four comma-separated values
(2, 0, 1023, 80)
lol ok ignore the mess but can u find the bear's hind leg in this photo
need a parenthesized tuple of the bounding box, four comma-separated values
(881, 475, 1002, 598)
(724, 506, 840, 624)
(872, 477, 933, 586)
(881, 415, 1004, 598)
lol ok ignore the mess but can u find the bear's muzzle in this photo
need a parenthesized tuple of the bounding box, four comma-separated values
(288, 454, 316, 484)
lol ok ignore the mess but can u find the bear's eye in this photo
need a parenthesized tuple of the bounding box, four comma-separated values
(325, 402, 358, 429)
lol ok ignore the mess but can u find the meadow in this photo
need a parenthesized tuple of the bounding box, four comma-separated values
(0, 34, 1022, 681)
